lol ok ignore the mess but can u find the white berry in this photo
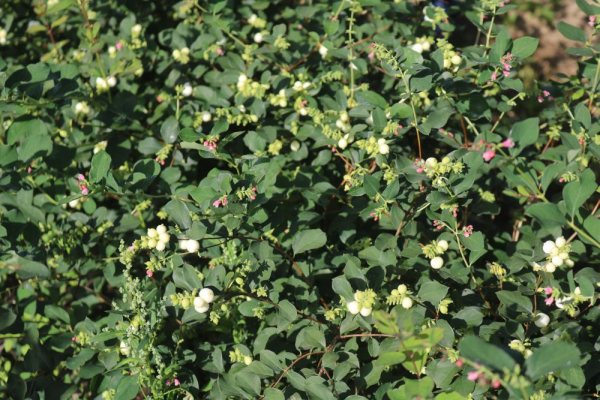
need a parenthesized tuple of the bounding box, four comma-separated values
(534, 313, 549, 328)
(555, 236, 566, 248)
(158, 232, 170, 244)
(359, 307, 372, 317)
(542, 240, 556, 254)
(155, 241, 166, 251)
(182, 83, 193, 97)
(199, 288, 215, 303)
(397, 284, 407, 294)
(347, 301, 360, 315)
(179, 239, 188, 250)
(120, 341, 130, 356)
(186, 239, 200, 253)
(551, 256, 563, 267)
(565, 259, 575, 267)
(430, 256, 444, 270)
(401, 297, 413, 309)
(156, 225, 167, 234)
(544, 262, 556, 273)
(147, 228, 157, 238)
(437, 240, 449, 251)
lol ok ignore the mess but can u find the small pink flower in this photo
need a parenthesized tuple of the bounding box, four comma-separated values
(77, 174, 85, 180)
(72, 336, 77, 342)
(492, 380, 501, 389)
(416, 167, 424, 173)
(166, 379, 172, 386)
(491, 72, 497, 81)
(503, 63, 510, 70)
(28, 167, 33, 173)
(482, 149, 495, 162)
(173, 379, 180, 386)
(544, 286, 553, 295)
(297, 24, 303, 30)
(502, 138, 515, 148)
(503, 70, 510, 77)
(221, 196, 228, 206)
(116, 41, 123, 51)
(559, 177, 564, 183)
(250, 195, 256, 200)
(81, 186, 89, 195)
(157, 96, 163, 103)
(545, 297, 554, 306)
(217, 47, 224, 55)
(456, 360, 464, 367)
(543, 90, 550, 97)
(331, 147, 336, 152)
(129, 244, 135, 251)
(213, 199, 222, 208)
(538, 96, 544, 103)
(467, 371, 482, 381)
(146, 270, 153, 277)
(368, 51, 375, 59)
(252, 187, 257, 191)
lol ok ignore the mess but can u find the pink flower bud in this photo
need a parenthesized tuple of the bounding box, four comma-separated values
(482, 149, 496, 162)
(538, 96, 544, 103)
(456, 360, 464, 367)
(545, 297, 554, 306)
(213, 200, 221, 208)
(146, 270, 153, 277)
(116, 41, 123, 51)
(502, 138, 515, 148)
(492, 380, 501, 389)
(77, 174, 85, 180)
(467, 371, 482, 381)
(544, 286, 553, 295)
(157, 96, 163, 103)
(81, 186, 89, 195)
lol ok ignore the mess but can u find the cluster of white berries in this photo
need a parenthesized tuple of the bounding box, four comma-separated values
(293, 81, 311, 92)
(95, 76, 117, 91)
(346, 289, 376, 317)
(75, 101, 91, 115)
(147, 224, 170, 251)
(335, 111, 351, 134)
(178, 238, 200, 253)
(172, 47, 190, 64)
(193, 288, 215, 313)
(337, 134, 354, 150)
(392, 284, 414, 309)
(181, 82, 193, 97)
(540, 236, 573, 272)
(430, 240, 449, 269)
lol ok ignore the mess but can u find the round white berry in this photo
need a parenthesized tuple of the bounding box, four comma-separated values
(437, 240, 449, 251)
(550, 247, 559, 256)
(359, 307, 372, 317)
(186, 239, 200, 253)
(451, 55, 462, 66)
(551, 256, 563, 267)
(397, 284, 408, 294)
(199, 288, 215, 303)
(69, 199, 80, 208)
(425, 157, 438, 168)
(156, 225, 167, 234)
(534, 313, 549, 328)
(338, 137, 348, 149)
(430, 256, 444, 270)
(147, 228, 157, 238)
(555, 236, 566, 248)
(107, 76, 117, 87)
(202, 111, 212, 122)
(422, 41, 431, 51)
(544, 262, 556, 273)
(179, 239, 188, 250)
(158, 232, 170, 244)
(147, 238, 157, 248)
(565, 259, 575, 267)
(254, 32, 263, 43)
(401, 297, 413, 309)
(120, 341, 130, 356)
(182, 83, 193, 97)
(379, 143, 390, 155)
(574, 287, 581, 295)
(319, 45, 328, 57)
(195, 303, 210, 313)
(155, 241, 166, 251)
(299, 108, 308, 116)
(559, 252, 569, 260)
(542, 240, 556, 254)
(193, 296, 206, 309)
(410, 43, 423, 54)
(347, 301, 360, 315)
(290, 141, 300, 152)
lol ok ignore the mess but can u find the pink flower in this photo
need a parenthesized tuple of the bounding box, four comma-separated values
(456, 360, 464, 367)
(129, 244, 135, 251)
(166, 379, 172, 386)
(116, 41, 123, 51)
(297, 24, 303, 30)
(492, 380, 501, 389)
(416, 167, 424, 173)
(222, 196, 228, 206)
(538, 96, 544, 103)
(502, 138, 515, 148)
(545, 297, 554, 306)
(331, 147, 336, 152)
(217, 47, 224, 55)
(491, 72, 497, 81)
(173, 379, 180, 386)
(28, 167, 33, 173)
(482, 149, 495, 162)
(250, 195, 256, 200)
(543, 90, 550, 97)
(213, 200, 222, 208)
(252, 187, 257, 191)
(81, 186, 89, 195)
(368, 51, 375, 59)
(559, 177, 564, 183)
(77, 174, 85, 180)
(503, 70, 510, 77)
(544, 286, 553, 295)
(467, 371, 482, 381)
(146, 270, 153, 277)
(157, 96, 163, 103)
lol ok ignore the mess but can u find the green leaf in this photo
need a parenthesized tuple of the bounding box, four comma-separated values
(497, 290, 533, 314)
(563, 169, 597, 217)
(18, 134, 53, 162)
(292, 229, 327, 254)
(160, 117, 179, 144)
(15, 257, 50, 280)
(376, 352, 407, 366)
(418, 281, 448, 306)
(115, 375, 139, 400)
(210, 119, 229, 136)
(458, 336, 516, 371)
(355, 91, 389, 109)
(511, 36, 539, 58)
(324, 19, 340, 36)
(89, 150, 112, 184)
(510, 117, 539, 148)
(525, 342, 581, 381)
(526, 202, 566, 229)
(576, 0, 600, 15)
(166, 199, 192, 231)
(557, 22, 587, 43)
(45, 305, 70, 324)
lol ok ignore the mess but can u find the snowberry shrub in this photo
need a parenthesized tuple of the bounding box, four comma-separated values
(1, 0, 600, 399)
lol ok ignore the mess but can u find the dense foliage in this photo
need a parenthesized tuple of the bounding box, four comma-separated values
(2, 0, 600, 399)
